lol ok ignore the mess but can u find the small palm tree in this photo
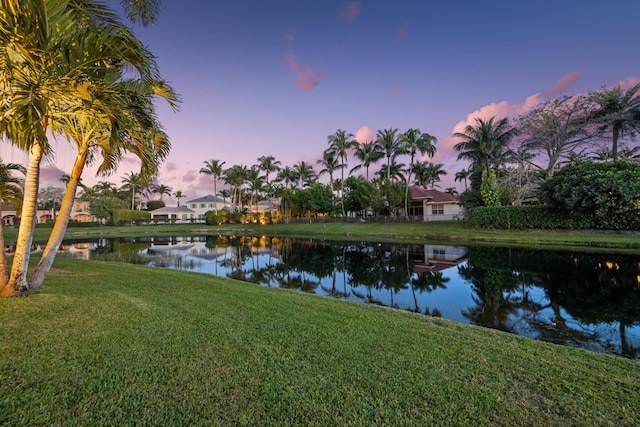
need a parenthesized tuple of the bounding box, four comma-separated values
(351, 141, 384, 181)
(455, 169, 471, 191)
(152, 183, 172, 201)
(276, 166, 299, 189)
(121, 172, 145, 210)
(173, 190, 185, 206)
(293, 161, 317, 188)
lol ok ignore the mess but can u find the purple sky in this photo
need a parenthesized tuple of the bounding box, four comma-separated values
(2, 0, 639, 203)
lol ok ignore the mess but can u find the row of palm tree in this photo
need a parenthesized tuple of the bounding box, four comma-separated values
(198, 128, 445, 215)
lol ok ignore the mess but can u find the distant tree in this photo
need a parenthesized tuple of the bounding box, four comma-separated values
(376, 128, 402, 181)
(514, 95, 595, 178)
(590, 84, 640, 161)
(121, 172, 146, 210)
(413, 162, 447, 189)
(399, 128, 437, 216)
(0, 161, 25, 284)
(200, 159, 226, 210)
(173, 190, 185, 206)
(90, 196, 128, 225)
(276, 166, 299, 189)
(327, 129, 358, 216)
(146, 200, 165, 210)
(152, 183, 172, 201)
(351, 141, 384, 181)
(453, 117, 515, 190)
(256, 155, 281, 192)
(455, 169, 471, 191)
(293, 161, 317, 188)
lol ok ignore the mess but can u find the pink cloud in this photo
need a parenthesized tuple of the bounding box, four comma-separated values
(39, 165, 66, 188)
(396, 21, 410, 39)
(340, 2, 361, 23)
(182, 170, 198, 183)
(355, 125, 374, 143)
(615, 76, 640, 90)
(284, 32, 326, 92)
(164, 162, 177, 172)
(541, 71, 581, 98)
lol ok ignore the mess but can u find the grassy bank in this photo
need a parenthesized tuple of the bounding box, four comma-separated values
(4, 221, 640, 250)
(1, 259, 638, 425)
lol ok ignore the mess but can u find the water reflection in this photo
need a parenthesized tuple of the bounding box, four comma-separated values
(53, 235, 640, 358)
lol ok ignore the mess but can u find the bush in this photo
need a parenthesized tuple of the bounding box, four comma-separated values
(467, 205, 596, 230)
(205, 210, 228, 225)
(113, 209, 151, 225)
(146, 200, 166, 211)
(539, 161, 640, 230)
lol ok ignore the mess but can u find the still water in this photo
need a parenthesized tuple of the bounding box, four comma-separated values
(56, 235, 640, 358)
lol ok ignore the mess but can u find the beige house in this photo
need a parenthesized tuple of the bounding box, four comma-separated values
(2, 199, 94, 225)
(408, 186, 466, 221)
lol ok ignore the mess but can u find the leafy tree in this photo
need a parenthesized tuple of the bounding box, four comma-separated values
(344, 176, 383, 215)
(146, 200, 165, 210)
(514, 95, 595, 178)
(89, 195, 128, 225)
(480, 169, 501, 207)
(380, 179, 406, 218)
(538, 161, 640, 229)
(590, 84, 640, 161)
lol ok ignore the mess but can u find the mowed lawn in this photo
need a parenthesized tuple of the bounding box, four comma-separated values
(1, 259, 639, 426)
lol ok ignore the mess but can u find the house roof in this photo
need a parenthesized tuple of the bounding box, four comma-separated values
(409, 186, 459, 203)
(150, 206, 194, 214)
(186, 195, 226, 204)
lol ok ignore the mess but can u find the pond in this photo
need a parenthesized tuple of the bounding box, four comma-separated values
(49, 234, 640, 358)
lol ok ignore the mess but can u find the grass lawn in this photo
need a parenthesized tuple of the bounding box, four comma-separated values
(1, 259, 639, 425)
(5, 221, 640, 250)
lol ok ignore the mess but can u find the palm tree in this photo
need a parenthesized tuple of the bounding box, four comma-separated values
(276, 166, 299, 189)
(351, 141, 384, 181)
(590, 83, 640, 161)
(256, 155, 281, 194)
(445, 187, 458, 196)
(95, 181, 117, 195)
(414, 162, 447, 189)
(317, 149, 342, 200)
(121, 172, 145, 210)
(246, 166, 264, 212)
(293, 161, 317, 188)
(173, 190, 185, 206)
(399, 128, 437, 217)
(0, 0, 172, 296)
(455, 169, 471, 191)
(453, 117, 514, 190)
(0, 161, 25, 285)
(376, 128, 402, 181)
(327, 129, 357, 216)
(200, 159, 226, 210)
(224, 164, 249, 211)
(152, 183, 172, 201)
(376, 159, 406, 183)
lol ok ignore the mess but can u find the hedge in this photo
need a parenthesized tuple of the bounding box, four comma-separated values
(467, 205, 597, 230)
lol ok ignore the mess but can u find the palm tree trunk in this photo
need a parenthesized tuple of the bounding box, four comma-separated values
(1, 145, 43, 297)
(29, 149, 88, 292)
(612, 125, 620, 161)
(0, 203, 7, 286)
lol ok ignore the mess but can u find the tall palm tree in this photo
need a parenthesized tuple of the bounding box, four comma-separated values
(351, 141, 384, 181)
(453, 117, 514, 190)
(590, 83, 640, 161)
(455, 169, 471, 191)
(1, 0, 170, 296)
(173, 190, 185, 206)
(327, 129, 357, 216)
(399, 128, 437, 217)
(0, 161, 25, 285)
(376, 128, 402, 181)
(224, 164, 249, 211)
(414, 162, 447, 189)
(200, 159, 226, 210)
(256, 155, 281, 194)
(246, 166, 264, 212)
(317, 149, 342, 197)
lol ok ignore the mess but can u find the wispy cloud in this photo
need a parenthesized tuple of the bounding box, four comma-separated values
(396, 21, 410, 39)
(340, 2, 361, 23)
(541, 71, 581, 97)
(284, 32, 325, 92)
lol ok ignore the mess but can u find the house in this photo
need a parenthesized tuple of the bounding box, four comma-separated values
(149, 205, 198, 223)
(2, 198, 95, 225)
(408, 186, 466, 221)
(185, 195, 232, 220)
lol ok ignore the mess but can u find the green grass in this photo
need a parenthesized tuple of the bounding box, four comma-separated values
(1, 259, 639, 425)
(5, 220, 640, 250)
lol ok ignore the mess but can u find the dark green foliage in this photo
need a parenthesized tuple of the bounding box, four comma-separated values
(205, 210, 228, 225)
(467, 205, 595, 229)
(90, 196, 128, 224)
(344, 176, 383, 214)
(113, 209, 151, 225)
(539, 161, 640, 229)
(146, 200, 165, 211)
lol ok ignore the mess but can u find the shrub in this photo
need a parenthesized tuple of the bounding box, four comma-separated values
(467, 205, 596, 230)
(205, 210, 228, 225)
(113, 209, 151, 225)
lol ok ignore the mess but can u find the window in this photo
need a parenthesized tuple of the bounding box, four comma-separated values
(182, 214, 188, 220)
(190, 204, 197, 209)
(200, 203, 206, 208)
(208, 203, 214, 208)
(431, 204, 444, 215)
